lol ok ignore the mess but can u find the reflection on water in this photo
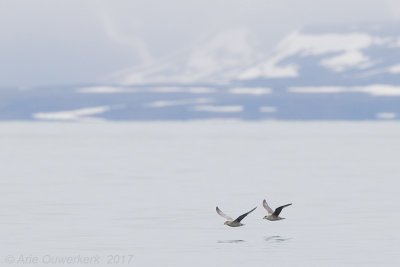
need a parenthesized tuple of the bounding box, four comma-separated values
(217, 240, 245, 244)
(264, 236, 292, 242)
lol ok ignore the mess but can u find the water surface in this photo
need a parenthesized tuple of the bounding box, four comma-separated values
(0, 121, 399, 266)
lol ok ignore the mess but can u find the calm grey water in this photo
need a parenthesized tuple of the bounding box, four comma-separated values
(0, 121, 399, 266)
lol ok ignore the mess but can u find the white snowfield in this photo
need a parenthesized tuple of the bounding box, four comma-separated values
(77, 86, 216, 94)
(259, 106, 277, 113)
(144, 98, 213, 108)
(376, 112, 397, 119)
(193, 105, 243, 113)
(388, 64, 400, 74)
(32, 106, 111, 121)
(229, 87, 272, 95)
(288, 84, 400, 96)
(77, 86, 131, 94)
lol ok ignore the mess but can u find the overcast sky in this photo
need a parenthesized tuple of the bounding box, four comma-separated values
(0, 0, 399, 87)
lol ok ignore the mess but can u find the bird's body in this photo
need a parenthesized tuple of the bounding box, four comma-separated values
(225, 221, 244, 227)
(262, 200, 291, 221)
(263, 213, 286, 221)
(216, 206, 257, 227)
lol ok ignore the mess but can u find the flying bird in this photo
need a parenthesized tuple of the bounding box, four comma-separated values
(216, 206, 257, 227)
(262, 199, 292, 221)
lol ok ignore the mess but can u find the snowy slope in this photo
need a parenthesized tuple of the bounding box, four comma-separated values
(237, 24, 400, 87)
(110, 24, 400, 87)
(112, 28, 263, 85)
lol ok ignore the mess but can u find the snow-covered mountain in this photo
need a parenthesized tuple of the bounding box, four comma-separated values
(241, 24, 400, 88)
(239, 30, 399, 80)
(111, 27, 263, 85)
(1, 23, 400, 121)
(111, 23, 400, 86)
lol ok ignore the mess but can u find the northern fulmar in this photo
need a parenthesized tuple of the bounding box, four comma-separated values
(216, 206, 257, 227)
(262, 199, 292, 221)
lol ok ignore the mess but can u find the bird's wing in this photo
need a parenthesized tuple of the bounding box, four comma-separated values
(216, 206, 233, 221)
(273, 203, 292, 216)
(263, 199, 274, 214)
(234, 207, 257, 223)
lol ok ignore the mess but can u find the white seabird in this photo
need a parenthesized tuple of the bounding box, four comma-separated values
(262, 199, 292, 221)
(216, 206, 257, 227)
